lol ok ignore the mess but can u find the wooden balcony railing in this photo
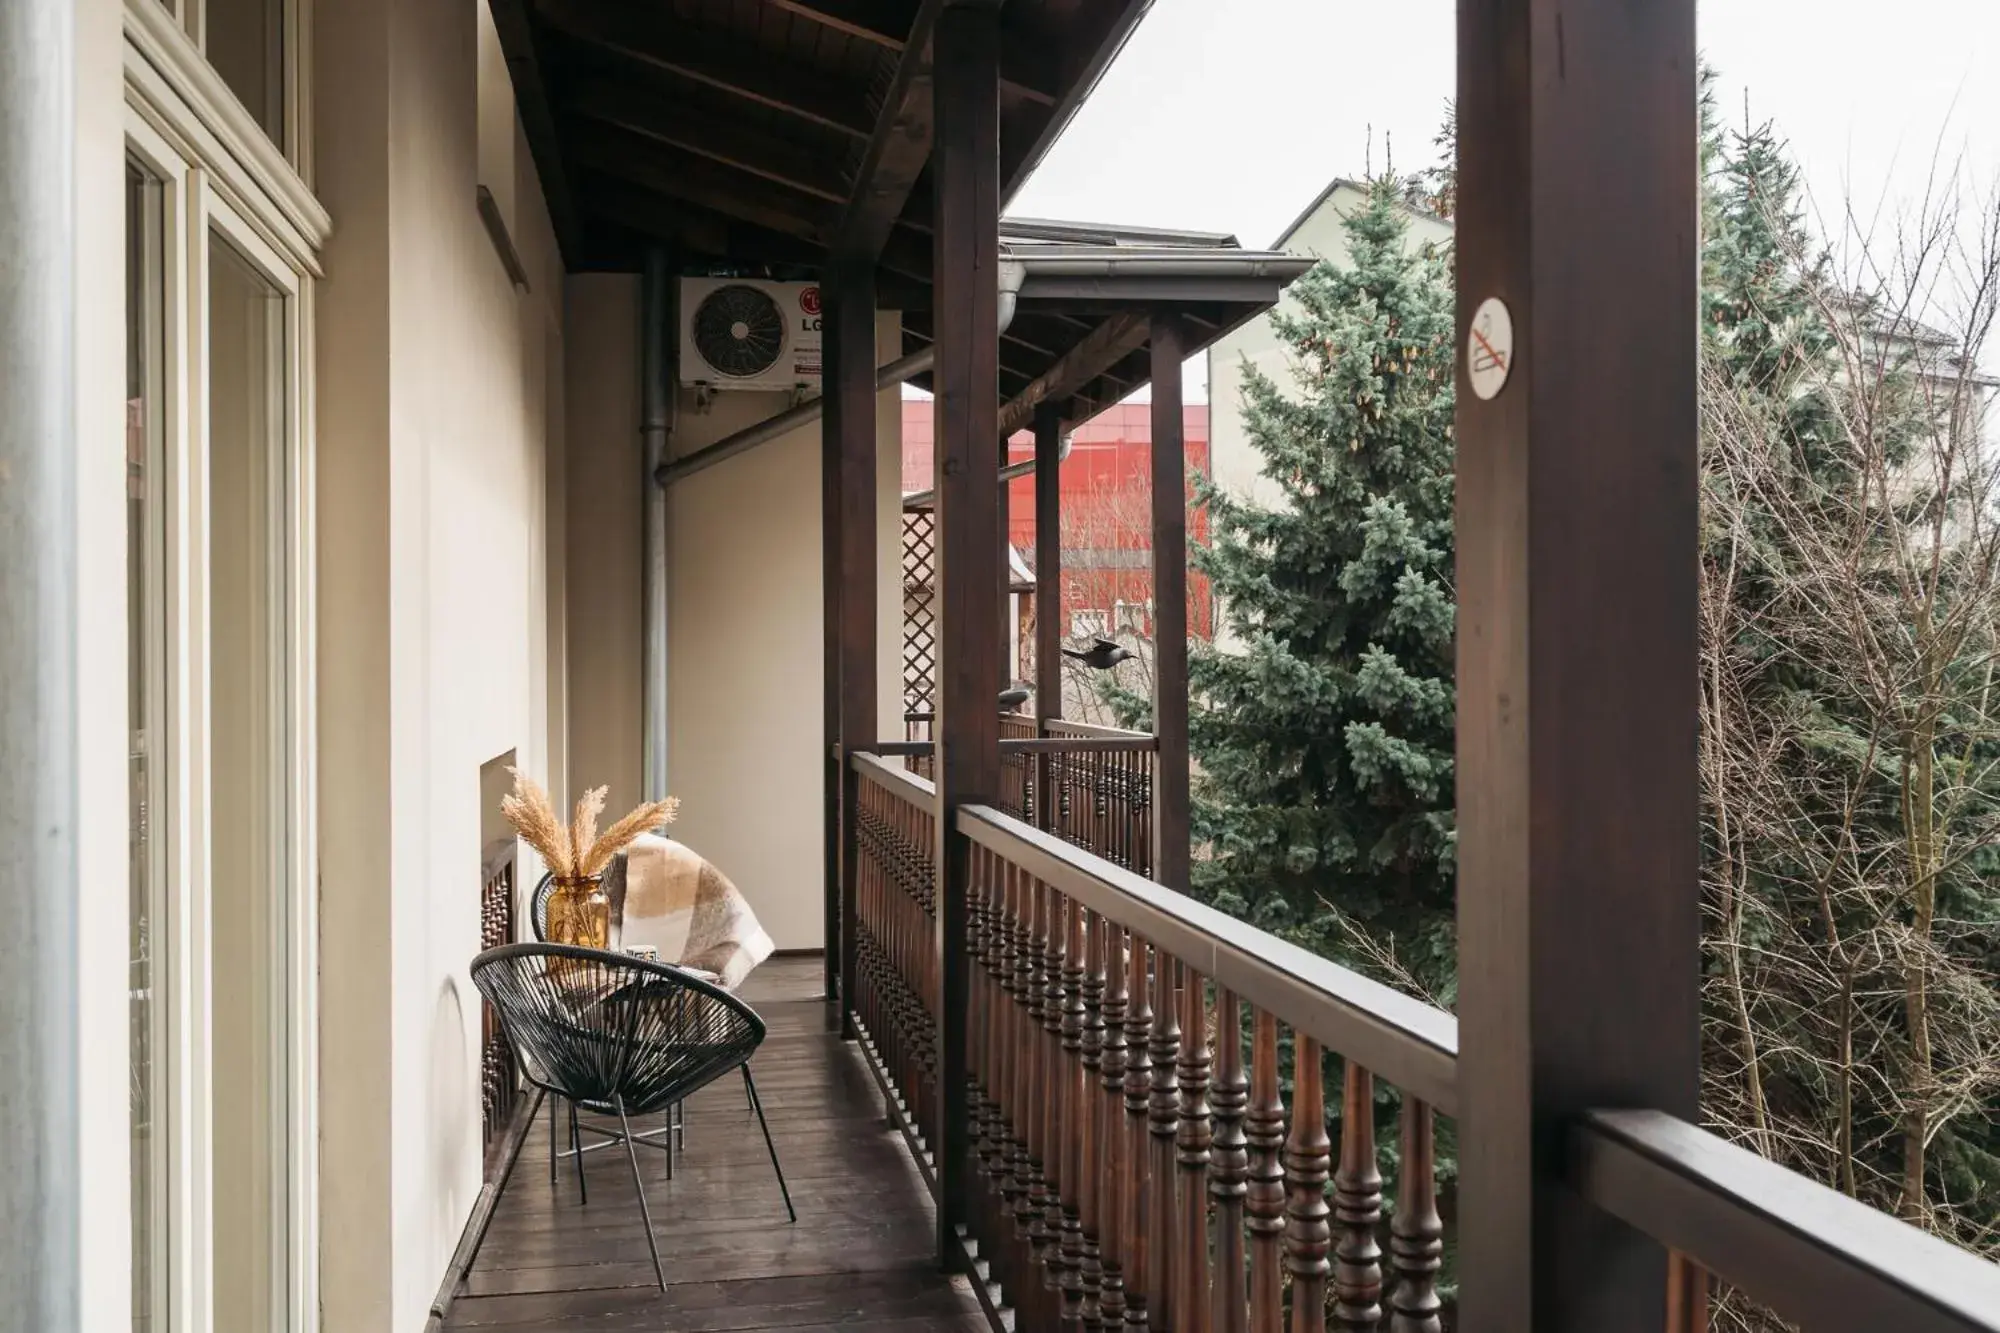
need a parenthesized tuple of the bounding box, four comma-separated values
(847, 750, 2000, 1333)
(849, 750, 1458, 1331)
(1574, 1110, 2000, 1332)
(903, 712, 1157, 877)
(851, 754, 941, 1164)
(1032, 719, 1154, 879)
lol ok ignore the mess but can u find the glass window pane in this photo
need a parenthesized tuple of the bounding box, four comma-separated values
(206, 234, 289, 1331)
(206, 0, 284, 145)
(126, 159, 167, 1333)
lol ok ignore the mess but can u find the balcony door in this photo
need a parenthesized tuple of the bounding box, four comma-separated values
(125, 100, 316, 1333)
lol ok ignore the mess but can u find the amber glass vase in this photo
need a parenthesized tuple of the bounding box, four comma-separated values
(546, 875, 614, 952)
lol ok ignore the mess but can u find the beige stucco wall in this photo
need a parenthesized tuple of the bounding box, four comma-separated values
(562, 276, 646, 812)
(315, 0, 567, 1324)
(564, 302, 905, 951)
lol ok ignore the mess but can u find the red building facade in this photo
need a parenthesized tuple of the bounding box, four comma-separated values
(902, 400, 1213, 639)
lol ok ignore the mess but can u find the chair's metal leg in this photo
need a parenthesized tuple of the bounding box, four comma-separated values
(570, 1101, 587, 1205)
(615, 1095, 668, 1291)
(743, 1065, 796, 1223)
(548, 1095, 559, 1186)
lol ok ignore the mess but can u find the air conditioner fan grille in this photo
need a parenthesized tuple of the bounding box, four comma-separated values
(691, 284, 786, 379)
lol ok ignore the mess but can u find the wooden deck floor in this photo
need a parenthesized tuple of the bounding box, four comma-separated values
(443, 957, 987, 1332)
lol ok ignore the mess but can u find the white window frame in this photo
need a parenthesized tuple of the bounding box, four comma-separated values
(146, 0, 314, 177)
(123, 2, 323, 1327)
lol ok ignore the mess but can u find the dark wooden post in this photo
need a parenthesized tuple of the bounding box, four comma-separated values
(820, 280, 843, 1016)
(1149, 316, 1191, 891)
(826, 261, 878, 1039)
(1034, 405, 1063, 722)
(820, 323, 843, 1017)
(931, 0, 1003, 1265)
(1454, 0, 1701, 1329)
(1035, 405, 1063, 827)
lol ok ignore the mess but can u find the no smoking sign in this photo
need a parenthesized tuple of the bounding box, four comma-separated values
(1467, 297, 1513, 401)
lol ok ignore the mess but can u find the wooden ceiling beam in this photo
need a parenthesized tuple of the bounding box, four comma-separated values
(563, 77, 850, 204)
(584, 176, 820, 264)
(831, 0, 942, 266)
(996, 313, 1149, 435)
(767, 0, 1056, 103)
(572, 128, 829, 245)
(581, 175, 930, 304)
(764, 0, 913, 46)
(537, 0, 876, 139)
(489, 0, 584, 263)
(573, 128, 936, 283)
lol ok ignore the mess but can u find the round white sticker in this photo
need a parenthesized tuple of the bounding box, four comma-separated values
(1466, 297, 1514, 401)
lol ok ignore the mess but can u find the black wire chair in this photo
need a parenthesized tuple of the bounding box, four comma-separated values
(525, 858, 741, 1182)
(470, 943, 795, 1288)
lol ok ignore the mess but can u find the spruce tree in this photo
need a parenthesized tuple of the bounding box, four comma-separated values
(1184, 176, 1459, 1001)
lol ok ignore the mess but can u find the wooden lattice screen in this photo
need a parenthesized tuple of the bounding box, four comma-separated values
(902, 508, 936, 716)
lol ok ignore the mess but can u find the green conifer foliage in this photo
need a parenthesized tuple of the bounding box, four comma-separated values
(1181, 177, 1459, 1001)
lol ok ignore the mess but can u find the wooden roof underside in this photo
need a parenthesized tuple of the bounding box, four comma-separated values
(495, 0, 1298, 423)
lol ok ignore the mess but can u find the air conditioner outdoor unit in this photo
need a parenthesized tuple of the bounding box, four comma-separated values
(678, 277, 823, 391)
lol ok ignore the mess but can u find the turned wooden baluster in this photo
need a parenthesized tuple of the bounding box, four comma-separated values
(1286, 1036, 1331, 1333)
(1146, 954, 1182, 1331)
(1021, 879, 1054, 1326)
(1122, 935, 1154, 1333)
(1245, 1011, 1286, 1333)
(1387, 1097, 1442, 1333)
(998, 862, 1030, 1301)
(918, 802, 938, 1127)
(885, 799, 904, 1108)
(1077, 909, 1107, 1332)
(966, 848, 992, 1224)
(891, 796, 913, 1117)
(1332, 1063, 1382, 1329)
(1177, 967, 1214, 1333)
(1041, 887, 1073, 1320)
(1210, 990, 1250, 1333)
(1097, 922, 1130, 1332)
(1004, 863, 1036, 1302)
(984, 850, 1016, 1256)
(1059, 893, 1089, 1329)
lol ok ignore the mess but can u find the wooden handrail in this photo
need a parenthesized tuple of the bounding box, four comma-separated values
(852, 748, 936, 801)
(957, 803, 1459, 1114)
(1572, 1109, 2000, 1333)
(1001, 736, 1156, 754)
(1041, 717, 1151, 741)
(860, 738, 1157, 757)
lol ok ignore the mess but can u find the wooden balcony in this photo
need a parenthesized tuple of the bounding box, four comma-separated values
(442, 957, 990, 1332)
(440, 761, 2000, 1332)
(438, 3, 2000, 1331)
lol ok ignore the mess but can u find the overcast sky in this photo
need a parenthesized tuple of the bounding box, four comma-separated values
(1002, 0, 2000, 401)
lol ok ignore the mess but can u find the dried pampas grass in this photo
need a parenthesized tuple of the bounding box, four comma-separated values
(501, 768, 678, 882)
(569, 785, 607, 876)
(501, 769, 574, 878)
(580, 795, 680, 877)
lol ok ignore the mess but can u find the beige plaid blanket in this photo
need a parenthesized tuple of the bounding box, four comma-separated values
(605, 833, 774, 990)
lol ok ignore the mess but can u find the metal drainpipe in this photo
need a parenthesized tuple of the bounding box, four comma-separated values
(0, 0, 81, 1324)
(641, 251, 674, 801)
